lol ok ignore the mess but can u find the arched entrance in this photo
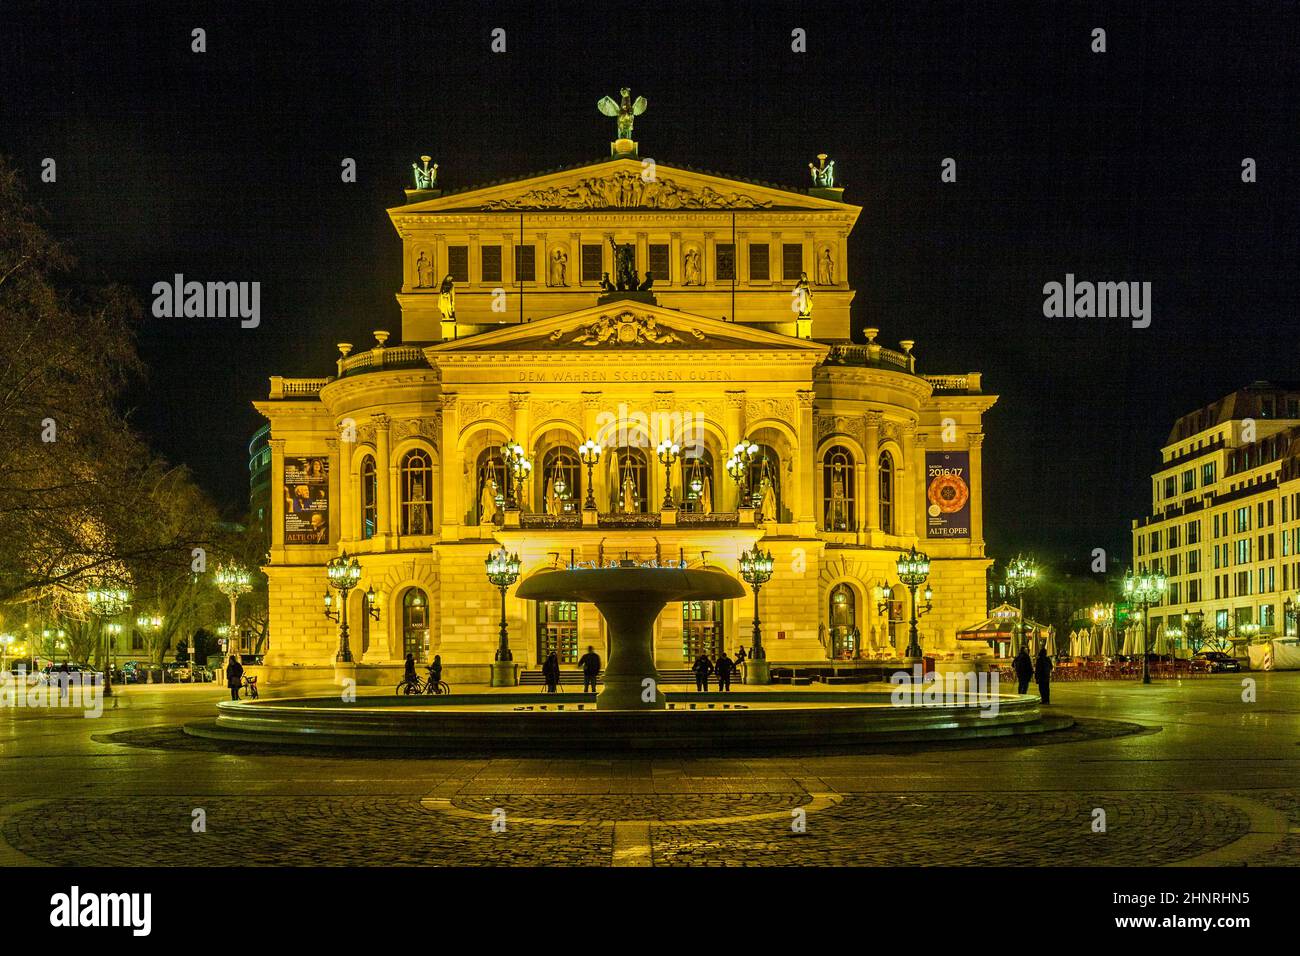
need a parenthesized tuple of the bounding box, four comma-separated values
(537, 600, 579, 663)
(682, 600, 724, 660)
(828, 583, 858, 658)
(402, 588, 430, 661)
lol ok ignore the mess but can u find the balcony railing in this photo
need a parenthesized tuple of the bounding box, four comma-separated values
(339, 344, 428, 376)
(268, 376, 330, 399)
(823, 343, 915, 373)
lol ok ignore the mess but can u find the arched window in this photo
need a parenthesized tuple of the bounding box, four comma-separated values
(746, 445, 781, 521)
(402, 588, 429, 660)
(360, 455, 377, 540)
(400, 449, 434, 535)
(878, 451, 894, 533)
(823, 446, 856, 531)
(476, 446, 507, 524)
(610, 446, 649, 513)
(829, 583, 857, 658)
(681, 449, 716, 514)
(542, 447, 581, 515)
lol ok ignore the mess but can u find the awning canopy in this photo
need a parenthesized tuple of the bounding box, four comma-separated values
(957, 603, 1051, 642)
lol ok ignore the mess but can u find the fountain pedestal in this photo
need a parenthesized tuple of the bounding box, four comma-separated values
(517, 563, 745, 710)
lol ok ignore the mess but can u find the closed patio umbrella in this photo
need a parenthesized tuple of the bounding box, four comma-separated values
(1102, 625, 1117, 657)
(1045, 626, 1057, 656)
(1153, 624, 1169, 657)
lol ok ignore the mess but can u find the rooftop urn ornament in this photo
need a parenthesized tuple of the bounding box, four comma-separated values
(809, 153, 836, 188)
(598, 87, 647, 156)
(411, 155, 438, 190)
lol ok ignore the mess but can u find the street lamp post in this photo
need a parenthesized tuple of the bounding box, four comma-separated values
(896, 546, 933, 660)
(1123, 568, 1168, 685)
(578, 438, 602, 511)
(656, 439, 680, 510)
(728, 440, 758, 508)
(86, 586, 130, 698)
(135, 614, 164, 681)
(323, 552, 363, 663)
(738, 545, 774, 684)
(1004, 555, 1039, 657)
(485, 548, 521, 687)
(215, 561, 252, 661)
(503, 440, 532, 511)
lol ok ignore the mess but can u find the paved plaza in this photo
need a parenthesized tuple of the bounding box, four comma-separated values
(1, 675, 1297, 867)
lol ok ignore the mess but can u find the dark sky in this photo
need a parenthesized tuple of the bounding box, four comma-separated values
(3, 0, 1297, 569)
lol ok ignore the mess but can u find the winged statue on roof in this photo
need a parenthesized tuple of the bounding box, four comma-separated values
(598, 87, 647, 141)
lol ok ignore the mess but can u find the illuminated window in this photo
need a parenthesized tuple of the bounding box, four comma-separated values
(360, 455, 377, 540)
(399, 449, 433, 535)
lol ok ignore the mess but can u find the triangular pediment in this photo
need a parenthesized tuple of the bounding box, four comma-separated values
(424, 300, 829, 358)
(390, 157, 856, 214)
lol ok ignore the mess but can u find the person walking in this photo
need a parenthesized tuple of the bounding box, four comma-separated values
(715, 651, 734, 692)
(542, 651, 560, 693)
(576, 645, 601, 694)
(735, 646, 747, 668)
(225, 655, 244, 701)
(692, 653, 712, 692)
(1034, 647, 1053, 705)
(1012, 647, 1033, 695)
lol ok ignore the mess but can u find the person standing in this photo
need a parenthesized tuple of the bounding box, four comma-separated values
(1012, 647, 1033, 695)
(693, 653, 712, 692)
(735, 646, 747, 668)
(1034, 647, 1053, 705)
(715, 651, 734, 692)
(576, 645, 601, 694)
(225, 655, 244, 702)
(57, 661, 70, 701)
(426, 654, 443, 694)
(403, 653, 417, 689)
(542, 651, 560, 693)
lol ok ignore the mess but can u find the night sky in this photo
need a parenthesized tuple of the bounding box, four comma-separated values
(3, 1, 1297, 568)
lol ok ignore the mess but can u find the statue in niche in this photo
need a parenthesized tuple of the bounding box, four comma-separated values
(758, 477, 777, 524)
(699, 474, 713, 514)
(415, 251, 434, 289)
(548, 248, 569, 287)
(480, 474, 500, 525)
(793, 272, 813, 318)
(608, 237, 637, 291)
(817, 248, 835, 286)
(411, 155, 438, 190)
(621, 474, 638, 514)
(828, 473, 848, 530)
(599, 272, 615, 294)
(683, 247, 702, 286)
(437, 275, 456, 324)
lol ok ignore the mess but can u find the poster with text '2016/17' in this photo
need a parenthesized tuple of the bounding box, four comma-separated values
(925, 450, 970, 539)
(284, 457, 329, 545)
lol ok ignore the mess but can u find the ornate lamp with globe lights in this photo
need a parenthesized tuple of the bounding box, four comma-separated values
(578, 438, 602, 511)
(1004, 555, 1039, 657)
(738, 545, 775, 684)
(485, 547, 522, 686)
(895, 546, 933, 660)
(656, 438, 680, 509)
(1123, 567, 1167, 685)
(86, 585, 131, 698)
(214, 561, 252, 660)
(322, 552, 363, 663)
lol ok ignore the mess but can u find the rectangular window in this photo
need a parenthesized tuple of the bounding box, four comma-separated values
(447, 246, 469, 283)
(480, 245, 502, 284)
(648, 243, 670, 283)
(715, 243, 736, 282)
(1187, 550, 1199, 573)
(514, 245, 536, 283)
(1187, 520, 1200, 544)
(1163, 476, 1176, 498)
(1182, 470, 1195, 492)
(748, 243, 770, 281)
(782, 243, 804, 281)
(1167, 527, 1179, 549)
(581, 244, 604, 283)
(1202, 462, 1216, 486)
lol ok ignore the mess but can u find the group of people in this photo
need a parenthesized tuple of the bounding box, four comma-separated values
(1012, 646, 1053, 704)
(539, 645, 603, 693)
(692, 645, 747, 692)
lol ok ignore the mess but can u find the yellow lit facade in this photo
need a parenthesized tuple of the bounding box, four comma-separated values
(255, 147, 997, 683)
(1132, 382, 1300, 644)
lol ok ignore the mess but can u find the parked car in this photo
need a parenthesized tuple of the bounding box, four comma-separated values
(1193, 651, 1242, 673)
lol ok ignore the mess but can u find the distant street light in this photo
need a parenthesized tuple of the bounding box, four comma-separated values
(485, 548, 521, 687)
(656, 439, 680, 509)
(1123, 568, 1168, 685)
(578, 438, 602, 511)
(1005, 555, 1039, 656)
(896, 546, 934, 660)
(215, 562, 252, 659)
(86, 586, 131, 698)
(323, 552, 362, 662)
(739, 545, 774, 684)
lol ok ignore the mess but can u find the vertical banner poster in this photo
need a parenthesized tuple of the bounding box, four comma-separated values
(284, 456, 329, 545)
(925, 450, 971, 539)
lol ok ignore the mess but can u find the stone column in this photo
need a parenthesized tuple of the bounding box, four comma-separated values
(915, 431, 930, 544)
(864, 411, 881, 533)
(724, 391, 745, 509)
(269, 438, 286, 555)
(737, 230, 750, 285)
(433, 235, 446, 284)
(510, 392, 530, 511)
(502, 232, 515, 290)
(703, 231, 715, 287)
(467, 233, 480, 286)
(326, 437, 342, 546)
(440, 395, 461, 538)
(795, 390, 816, 525)
(968, 432, 986, 555)
(669, 231, 682, 286)
(900, 421, 917, 539)
(636, 231, 648, 284)
(374, 414, 392, 540)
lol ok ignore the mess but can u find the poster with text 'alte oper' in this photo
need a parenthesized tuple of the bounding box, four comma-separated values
(284, 457, 329, 545)
(926, 450, 971, 539)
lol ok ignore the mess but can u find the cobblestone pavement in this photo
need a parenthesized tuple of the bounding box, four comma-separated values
(2, 675, 1298, 866)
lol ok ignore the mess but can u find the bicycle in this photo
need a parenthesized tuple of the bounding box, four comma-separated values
(239, 675, 259, 699)
(395, 675, 426, 696)
(423, 675, 450, 695)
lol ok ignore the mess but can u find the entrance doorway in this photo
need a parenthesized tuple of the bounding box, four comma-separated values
(402, 588, 429, 661)
(828, 583, 858, 658)
(682, 600, 724, 660)
(537, 601, 579, 663)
